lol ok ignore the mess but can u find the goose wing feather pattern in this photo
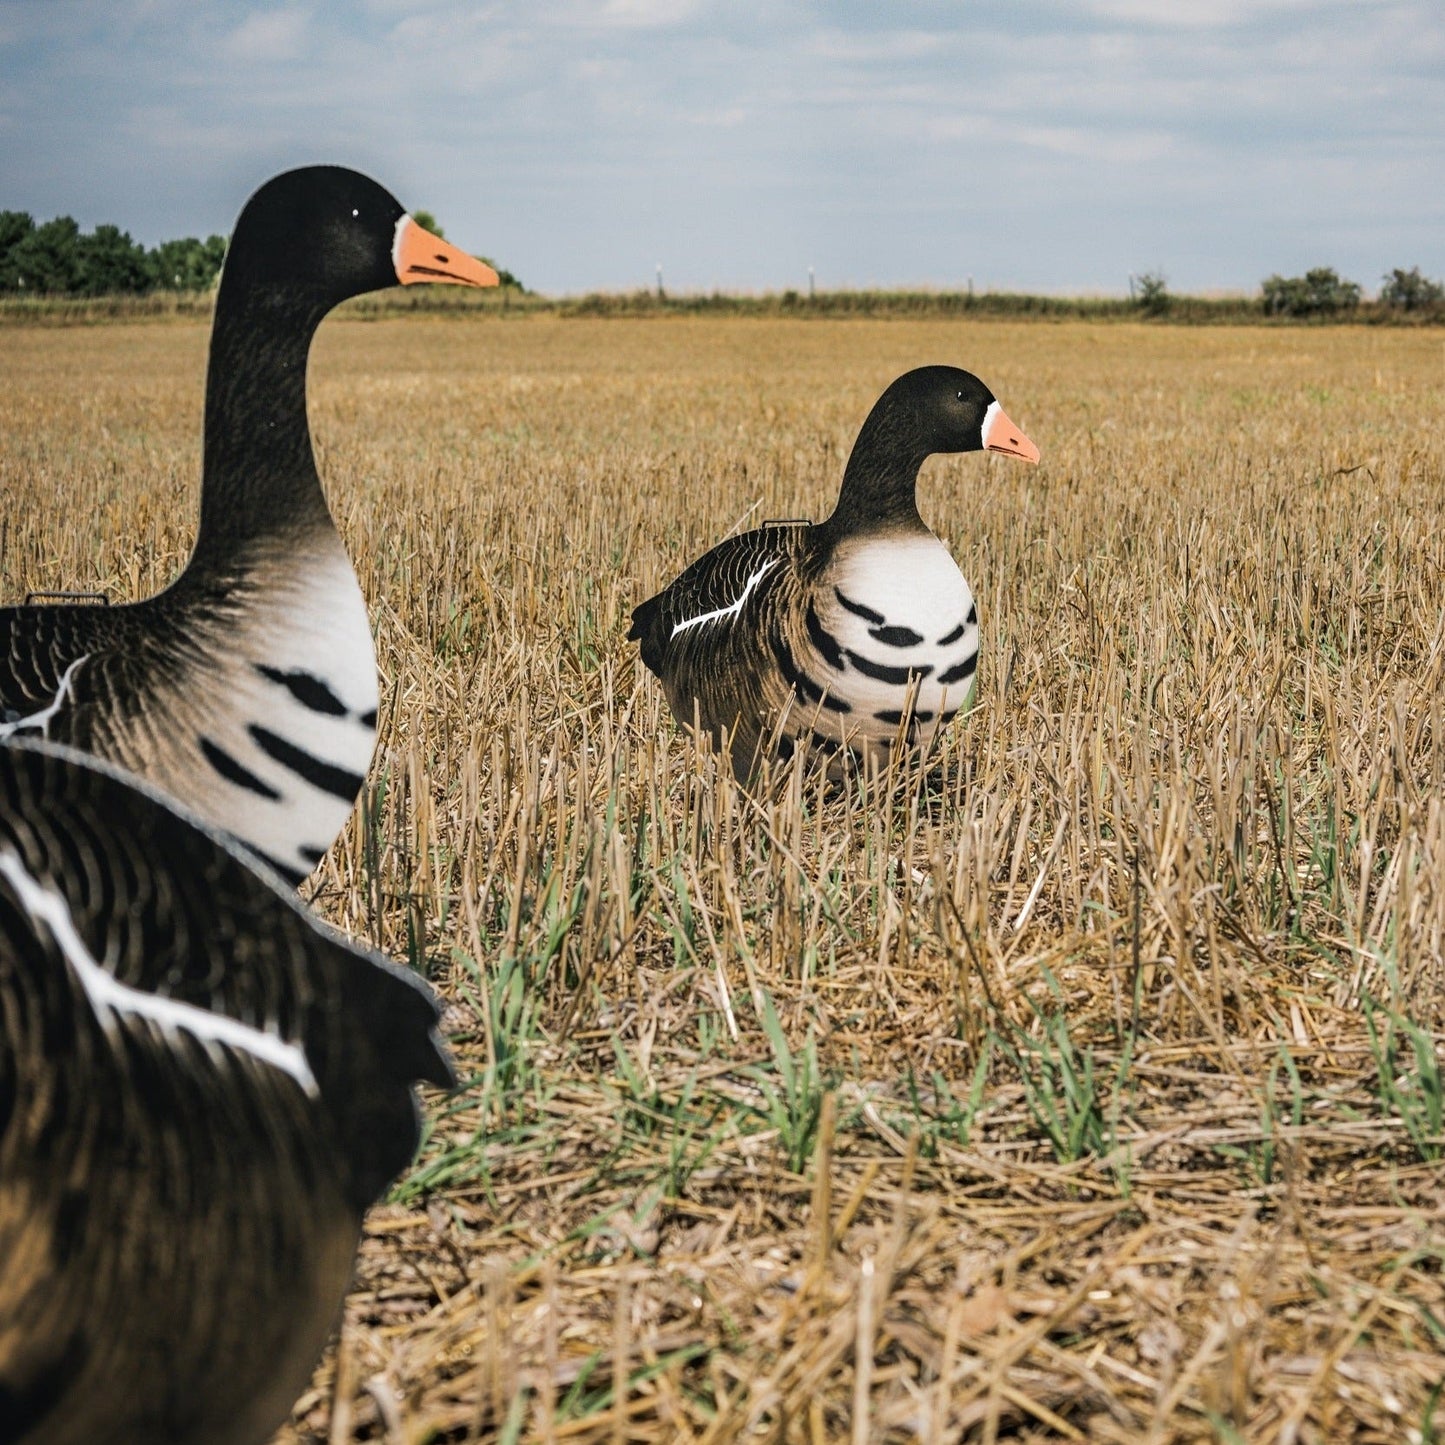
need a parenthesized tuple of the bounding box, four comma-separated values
(630, 525, 815, 770)
(0, 738, 454, 1445)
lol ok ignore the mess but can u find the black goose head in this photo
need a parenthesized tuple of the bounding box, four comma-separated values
(218, 165, 499, 311)
(195, 166, 499, 547)
(872, 365, 1041, 463)
(826, 365, 1040, 537)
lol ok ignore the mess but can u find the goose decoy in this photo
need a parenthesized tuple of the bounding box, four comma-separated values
(0, 166, 498, 885)
(0, 737, 455, 1445)
(629, 366, 1040, 776)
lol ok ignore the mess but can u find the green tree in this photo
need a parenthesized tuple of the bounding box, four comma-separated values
(1379, 266, 1444, 311)
(1134, 270, 1170, 316)
(76, 223, 151, 295)
(0, 210, 35, 291)
(200, 233, 227, 284)
(1261, 267, 1361, 317)
(149, 234, 227, 290)
(9, 216, 82, 293)
(411, 208, 444, 238)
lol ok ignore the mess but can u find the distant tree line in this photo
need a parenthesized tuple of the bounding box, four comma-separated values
(1134, 265, 1444, 319)
(0, 207, 523, 297)
(0, 211, 227, 296)
(0, 206, 1429, 315)
(1258, 265, 1443, 316)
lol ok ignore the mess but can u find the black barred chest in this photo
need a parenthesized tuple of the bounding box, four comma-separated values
(150, 544, 379, 882)
(783, 535, 979, 750)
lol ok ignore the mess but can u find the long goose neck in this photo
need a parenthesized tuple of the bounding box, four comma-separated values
(820, 401, 931, 542)
(194, 281, 332, 559)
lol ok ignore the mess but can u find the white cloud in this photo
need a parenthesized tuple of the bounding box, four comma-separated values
(805, 27, 947, 62)
(1076, 0, 1358, 25)
(688, 103, 750, 128)
(221, 8, 310, 62)
(595, 0, 703, 29)
(1014, 123, 1174, 164)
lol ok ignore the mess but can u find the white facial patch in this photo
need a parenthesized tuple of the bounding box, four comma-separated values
(980, 398, 1002, 451)
(392, 214, 413, 275)
(671, 558, 780, 639)
(0, 847, 319, 1098)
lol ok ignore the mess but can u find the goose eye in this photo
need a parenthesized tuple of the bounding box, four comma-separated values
(956, 390, 964, 400)
(351, 208, 360, 218)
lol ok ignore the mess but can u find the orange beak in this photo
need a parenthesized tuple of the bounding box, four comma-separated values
(982, 403, 1041, 464)
(393, 215, 500, 287)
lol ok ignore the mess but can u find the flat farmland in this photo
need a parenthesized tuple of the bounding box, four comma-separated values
(3, 314, 1445, 1443)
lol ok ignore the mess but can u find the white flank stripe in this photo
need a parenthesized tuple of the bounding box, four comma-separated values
(670, 559, 780, 639)
(0, 654, 89, 740)
(0, 847, 319, 1097)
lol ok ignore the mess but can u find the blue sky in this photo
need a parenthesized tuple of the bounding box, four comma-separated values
(1, 1, 1440, 295)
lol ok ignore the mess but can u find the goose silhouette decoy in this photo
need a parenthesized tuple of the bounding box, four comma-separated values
(0, 737, 455, 1445)
(0, 165, 498, 885)
(629, 366, 1040, 776)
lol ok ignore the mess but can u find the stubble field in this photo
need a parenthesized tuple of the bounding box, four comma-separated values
(2, 314, 1444, 1443)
